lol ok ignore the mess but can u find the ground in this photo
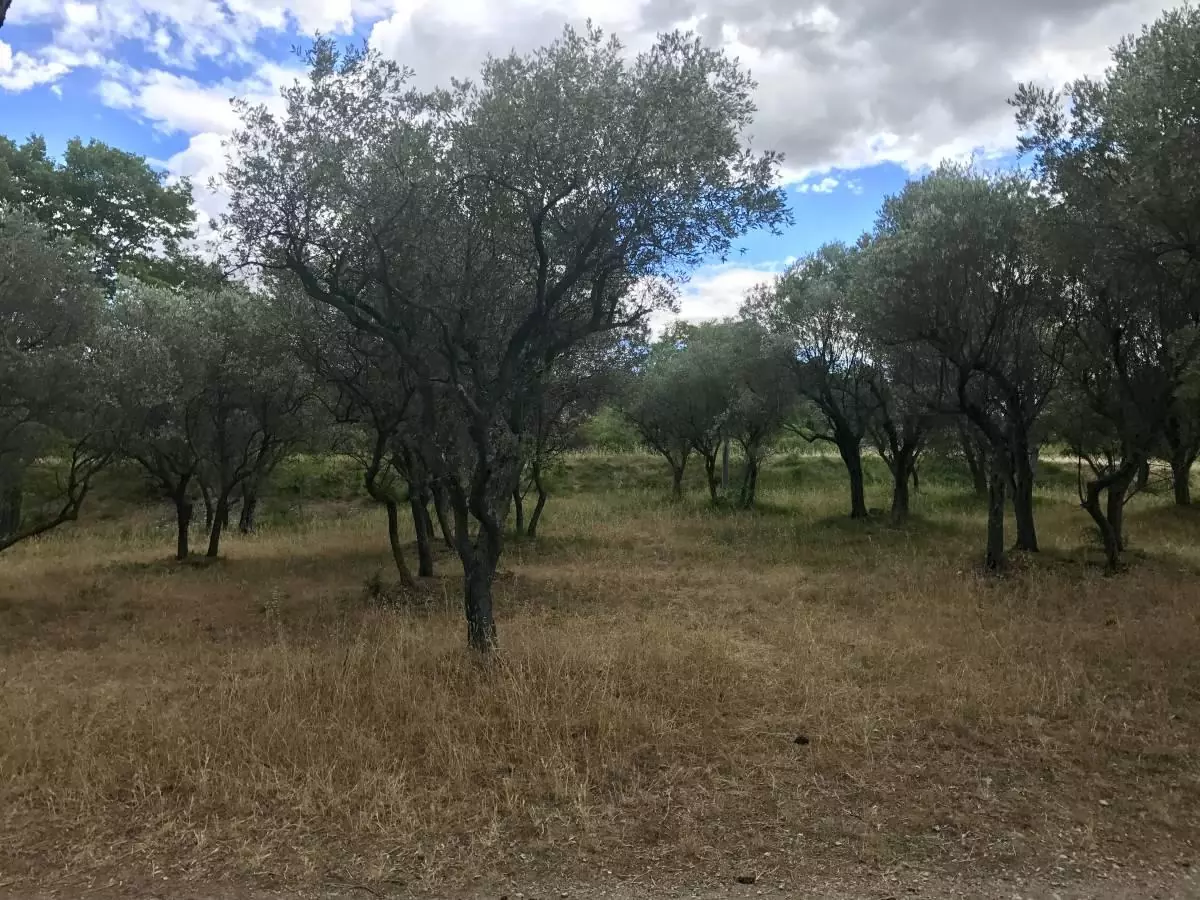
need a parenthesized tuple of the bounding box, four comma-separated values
(1, 451, 1198, 897)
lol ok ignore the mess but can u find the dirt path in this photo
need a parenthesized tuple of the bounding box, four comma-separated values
(4, 867, 1198, 900)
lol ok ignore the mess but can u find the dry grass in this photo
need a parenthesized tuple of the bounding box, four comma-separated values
(1, 454, 1199, 892)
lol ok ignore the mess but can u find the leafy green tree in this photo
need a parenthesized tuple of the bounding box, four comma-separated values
(747, 243, 877, 518)
(224, 28, 788, 651)
(0, 208, 116, 552)
(867, 165, 1067, 570)
(1014, 5, 1200, 560)
(515, 328, 639, 537)
(0, 135, 195, 288)
(719, 321, 796, 509)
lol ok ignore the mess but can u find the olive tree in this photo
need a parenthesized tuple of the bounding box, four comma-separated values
(515, 329, 637, 537)
(868, 165, 1067, 570)
(0, 208, 115, 552)
(746, 243, 878, 518)
(1014, 5, 1200, 559)
(224, 29, 787, 651)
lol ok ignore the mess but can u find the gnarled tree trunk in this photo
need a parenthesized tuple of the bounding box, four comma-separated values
(526, 462, 548, 538)
(385, 499, 416, 588)
(431, 482, 456, 551)
(409, 488, 435, 577)
(702, 452, 720, 504)
(206, 492, 230, 558)
(837, 437, 868, 519)
(1081, 461, 1138, 573)
(739, 453, 760, 510)
(1170, 451, 1194, 506)
(889, 446, 919, 523)
(985, 463, 1006, 572)
(172, 486, 193, 561)
(512, 489, 525, 535)
(238, 489, 259, 534)
(959, 423, 988, 497)
(0, 479, 22, 539)
(1011, 441, 1038, 553)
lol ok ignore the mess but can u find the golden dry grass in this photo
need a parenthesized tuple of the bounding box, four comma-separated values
(1, 454, 1199, 893)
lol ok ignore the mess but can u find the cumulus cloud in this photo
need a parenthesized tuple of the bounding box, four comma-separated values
(796, 176, 839, 194)
(646, 261, 784, 333)
(3, 0, 1171, 178)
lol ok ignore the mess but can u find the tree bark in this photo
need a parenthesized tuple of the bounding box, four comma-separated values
(410, 491, 435, 577)
(1011, 443, 1039, 552)
(512, 489, 525, 535)
(890, 449, 915, 523)
(206, 493, 230, 558)
(385, 499, 417, 588)
(463, 542, 499, 653)
(838, 439, 868, 519)
(1136, 458, 1152, 493)
(526, 464, 548, 538)
(670, 464, 685, 500)
(960, 424, 988, 497)
(173, 493, 193, 561)
(739, 454, 759, 509)
(1083, 483, 1121, 573)
(721, 438, 730, 496)
(238, 490, 259, 534)
(431, 483, 456, 551)
(1081, 462, 1138, 573)
(0, 481, 22, 538)
(201, 483, 215, 532)
(447, 484, 503, 654)
(1170, 452, 1194, 506)
(703, 452, 720, 504)
(985, 464, 1006, 572)
(1106, 480, 1126, 553)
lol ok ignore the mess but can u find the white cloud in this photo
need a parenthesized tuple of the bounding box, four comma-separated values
(647, 261, 785, 333)
(0, 44, 71, 91)
(96, 78, 133, 108)
(797, 175, 840, 194)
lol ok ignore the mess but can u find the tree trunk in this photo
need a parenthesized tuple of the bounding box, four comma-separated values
(1136, 458, 1152, 493)
(526, 465, 548, 539)
(739, 454, 759, 509)
(431, 482, 456, 551)
(1081, 463, 1137, 573)
(985, 465, 1006, 572)
(238, 490, 258, 534)
(464, 546, 499, 653)
(670, 464, 685, 500)
(173, 494, 193, 561)
(703, 453, 719, 504)
(721, 439, 730, 495)
(410, 492, 435, 577)
(838, 439, 868, 519)
(960, 424, 987, 497)
(206, 493, 230, 558)
(891, 450, 914, 523)
(451, 493, 502, 653)
(513, 489, 525, 535)
(1106, 480, 1127, 553)
(0, 480, 22, 538)
(201, 483, 215, 532)
(1011, 446, 1039, 552)
(1170, 452, 1194, 506)
(385, 500, 417, 588)
(1083, 482, 1121, 573)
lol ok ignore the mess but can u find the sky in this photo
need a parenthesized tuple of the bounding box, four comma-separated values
(0, 0, 1173, 322)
